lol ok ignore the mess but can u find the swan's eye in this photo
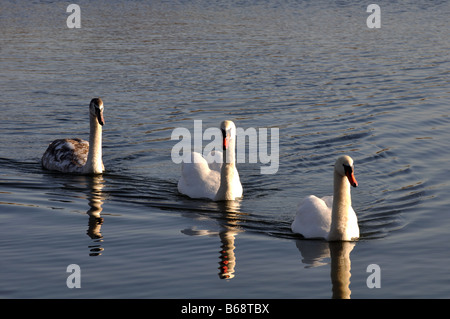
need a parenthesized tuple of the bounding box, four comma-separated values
(90, 98, 103, 110)
(221, 129, 226, 138)
(343, 164, 353, 174)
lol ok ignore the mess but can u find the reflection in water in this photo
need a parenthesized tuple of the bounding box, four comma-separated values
(181, 200, 242, 279)
(295, 240, 356, 299)
(329, 242, 355, 299)
(217, 201, 242, 279)
(218, 230, 237, 279)
(86, 175, 106, 256)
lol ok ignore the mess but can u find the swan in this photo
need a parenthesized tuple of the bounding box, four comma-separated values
(291, 155, 359, 241)
(41, 98, 105, 174)
(177, 120, 243, 201)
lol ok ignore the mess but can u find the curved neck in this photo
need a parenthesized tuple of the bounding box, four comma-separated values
(83, 115, 103, 174)
(328, 171, 352, 240)
(214, 138, 236, 201)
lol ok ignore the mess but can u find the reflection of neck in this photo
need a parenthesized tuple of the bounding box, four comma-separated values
(87, 176, 104, 217)
(214, 139, 236, 201)
(218, 230, 237, 279)
(330, 242, 353, 299)
(328, 172, 351, 241)
(87, 176, 105, 241)
(83, 115, 103, 174)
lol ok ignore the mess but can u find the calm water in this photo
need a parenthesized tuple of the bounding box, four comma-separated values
(1, 0, 450, 299)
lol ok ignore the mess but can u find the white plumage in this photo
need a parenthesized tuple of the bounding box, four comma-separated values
(178, 120, 243, 201)
(291, 156, 360, 241)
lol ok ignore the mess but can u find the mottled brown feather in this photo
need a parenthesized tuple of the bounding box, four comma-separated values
(41, 138, 89, 173)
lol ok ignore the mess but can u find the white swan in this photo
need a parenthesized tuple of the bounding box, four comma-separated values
(41, 98, 105, 174)
(291, 155, 359, 241)
(177, 120, 243, 201)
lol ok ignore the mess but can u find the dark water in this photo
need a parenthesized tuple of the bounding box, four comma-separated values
(1, 0, 449, 298)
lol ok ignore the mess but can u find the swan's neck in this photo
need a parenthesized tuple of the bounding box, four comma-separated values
(83, 115, 103, 174)
(214, 140, 236, 201)
(328, 171, 352, 241)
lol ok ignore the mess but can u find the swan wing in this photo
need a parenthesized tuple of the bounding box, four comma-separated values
(203, 150, 223, 173)
(41, 138, 88, 173)
(178, 150, 243, 201)
(178, 152, 220, 200)
(291, 195, 332, 239)
(320, 195, 333, 209)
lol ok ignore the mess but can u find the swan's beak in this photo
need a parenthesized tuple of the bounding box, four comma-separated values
(346, 171, 358, 187)
(343, 164, 358, 187)
(222, 129, 230, 150)
(223, 137, 229, 150)
(96, 108, 105, 126)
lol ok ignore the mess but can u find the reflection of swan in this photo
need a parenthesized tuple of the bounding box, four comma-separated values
(295, 240, 330, 268)
(218, 230, 237, 279)
(181, 200, 242, 279)
(178, 120, 243, 201)
(329, 242, 354, 299)
(291, 156, 359, 241)
(295, 240, 355, 299)
(217, 200, 242, 279)
(41, 98, 105, 174)
(86, 175, 106, 256)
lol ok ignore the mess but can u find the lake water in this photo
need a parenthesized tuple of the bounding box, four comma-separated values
(1, 0, 449, 300)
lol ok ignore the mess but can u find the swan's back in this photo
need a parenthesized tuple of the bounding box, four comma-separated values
(178, 152, 221, 200)
(291, 195, 333, 239)
(177, 150, 242, 200)
(292, 195, 359, 241)
(42, 138, 89, 173)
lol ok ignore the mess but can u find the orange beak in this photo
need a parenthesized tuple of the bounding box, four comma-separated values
(346, 171, 358, 187)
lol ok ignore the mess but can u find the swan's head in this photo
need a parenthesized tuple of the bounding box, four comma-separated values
(89, 98, 105, 126)
(335, 155, 358, 187)
(220, 120, 236, 150)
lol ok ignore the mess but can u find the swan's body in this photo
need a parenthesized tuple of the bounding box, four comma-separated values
(41, 98, 105, 174)
(178, 120, 243, 201)
(291, 156, 359, 241)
